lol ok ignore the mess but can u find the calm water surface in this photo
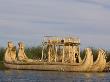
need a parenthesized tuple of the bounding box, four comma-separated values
(0, 70, 110, 82)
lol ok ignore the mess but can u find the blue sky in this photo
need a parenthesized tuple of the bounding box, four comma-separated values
(0, 0, 110, 49)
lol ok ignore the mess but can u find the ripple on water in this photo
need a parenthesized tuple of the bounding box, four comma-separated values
(0, 70, 110, 82)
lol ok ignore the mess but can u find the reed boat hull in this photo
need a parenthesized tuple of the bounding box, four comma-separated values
(4, 61, 91, 72)
(3, 41, 97, 72)
(4, 48, 93, 72)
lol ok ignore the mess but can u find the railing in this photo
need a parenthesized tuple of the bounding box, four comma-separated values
(43, 36, 80, 45)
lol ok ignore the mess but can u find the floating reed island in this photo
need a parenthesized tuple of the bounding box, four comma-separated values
(4, 36, 107, 72)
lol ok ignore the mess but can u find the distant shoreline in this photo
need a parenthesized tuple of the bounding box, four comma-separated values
(0, 62, 6, 70)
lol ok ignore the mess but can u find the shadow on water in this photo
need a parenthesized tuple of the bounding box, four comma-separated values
(0, 70, 110, 82)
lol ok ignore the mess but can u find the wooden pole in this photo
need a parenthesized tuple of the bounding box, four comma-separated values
(68, 44, 70, 62)
(55, 45, 57, 62)
(41, 38, 45, 61)
(62, 45, 65, 63)
(70, 46, 73, 63)
(41, 45, 44, 61)
(73, 46, 75, 63)
(78, 45, 81, 62)
(55, 37, 58, 62)
(48, 46, 51, 62)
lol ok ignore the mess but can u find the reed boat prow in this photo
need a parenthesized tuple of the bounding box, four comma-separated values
(90, 48, 107, 72)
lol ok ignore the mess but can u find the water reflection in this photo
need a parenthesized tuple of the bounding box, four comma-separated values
(0, 70, 110, 82)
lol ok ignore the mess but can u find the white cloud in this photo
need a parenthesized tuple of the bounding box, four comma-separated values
(0, 0, 110, 48)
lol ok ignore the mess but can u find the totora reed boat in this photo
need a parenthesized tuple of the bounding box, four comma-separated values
(3, 36, 107, 72)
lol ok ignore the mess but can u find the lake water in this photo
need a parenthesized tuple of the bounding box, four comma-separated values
(0, 70, 110, 82)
